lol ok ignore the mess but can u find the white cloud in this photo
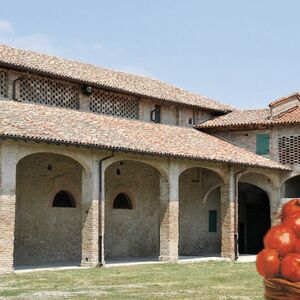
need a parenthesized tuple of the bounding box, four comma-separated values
(0, 20, 13, 35)
(0, 19, 151, 78)
(0, 19, 58, 54)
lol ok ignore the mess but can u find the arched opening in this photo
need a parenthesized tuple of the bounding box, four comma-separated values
(284, 175, 300, 198)
(113, 193, 133, 209)
(179, 167, 222, 256)
(238, 182, 270, 254)
(53, 191, 76, 208)
(14, 153, 83, 266)
(105, 160, 160, 260)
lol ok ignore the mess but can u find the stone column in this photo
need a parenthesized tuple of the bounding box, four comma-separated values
(220, 167, 235, 260)
(0, 145, 17, 274)
(159, 163, 179, 262)
(81, 161, 99, 267)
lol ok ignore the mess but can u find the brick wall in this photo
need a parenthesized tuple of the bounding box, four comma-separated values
(104, 160, 160, 258)
(14, 153, 82, 265)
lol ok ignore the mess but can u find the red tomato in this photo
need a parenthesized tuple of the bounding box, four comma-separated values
(256, 249, 281, 278)
(283, 212, 300, 238)
(282, 199, 300, 220)
(281, 253, 300, 281)
(294, 240, 300, 253)
(264, 225, 297, 256)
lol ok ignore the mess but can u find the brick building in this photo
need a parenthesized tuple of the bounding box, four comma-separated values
(0, 44, 297, 274)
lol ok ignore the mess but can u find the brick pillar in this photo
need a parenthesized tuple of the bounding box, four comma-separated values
(81, 162, 99, 267)
(220, 168, 235, 260)
(0, 146, 17, 274)
(159, 164, 179, 262)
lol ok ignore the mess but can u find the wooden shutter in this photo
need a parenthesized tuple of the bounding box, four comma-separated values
(256, 134, 269, 155)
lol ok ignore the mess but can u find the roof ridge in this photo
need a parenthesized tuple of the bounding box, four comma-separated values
(269, 92, 300, 107)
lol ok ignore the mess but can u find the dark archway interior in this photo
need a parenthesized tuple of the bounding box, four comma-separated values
(238, 183, 270, 254)
(53, 191, 76, 207)
(113, 193, 133, 209)
(284, 176, 300, 198)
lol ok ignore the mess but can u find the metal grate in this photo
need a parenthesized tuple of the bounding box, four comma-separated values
(279, 135, 300, 164)
(0, 70, 7, 98)
(90, 89, 139, 119)
(19, 76, 79, 109)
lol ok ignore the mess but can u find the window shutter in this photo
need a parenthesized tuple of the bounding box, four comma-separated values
(209, 210, 217, 232)
(256, 134, 270, 155)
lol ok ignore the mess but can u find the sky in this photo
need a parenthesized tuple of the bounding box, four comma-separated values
(0, 0, 300, 109)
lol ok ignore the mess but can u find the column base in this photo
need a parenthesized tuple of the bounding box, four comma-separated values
(159, 255, 178, 263)
(0, 266, 14, 275)
(81, 260, 99, 268)
(221, 252, 235, 260)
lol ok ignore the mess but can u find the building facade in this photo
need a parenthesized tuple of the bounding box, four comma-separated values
(0, 44, 294, 274)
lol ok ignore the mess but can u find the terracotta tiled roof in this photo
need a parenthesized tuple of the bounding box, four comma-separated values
(198, 106, 300, 129)
(0, 100, 288, 170)
(197, 109, 270, 129)
(0, 44, 234, 113)
(269, 92, 300, 107)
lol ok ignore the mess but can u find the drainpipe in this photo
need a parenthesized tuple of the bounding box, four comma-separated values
(98, 151, 115, 266)
(233, 167, 247, 261)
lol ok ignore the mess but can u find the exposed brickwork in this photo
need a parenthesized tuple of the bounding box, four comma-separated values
(81, 165, 100, 267)
(104, 161, 159, 259)
(159, 176, 179, 262)
(18, 75, 79, 109)
(279, 135, 300, 164)
(220, 183, 235, 259)
(15, 153, 82, 265)
(90, 89, 139, 119)
(0, 146, 17, 274)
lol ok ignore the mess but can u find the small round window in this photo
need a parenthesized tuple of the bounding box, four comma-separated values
(113, 193, 133, 209)
(52, 191, 76, 208)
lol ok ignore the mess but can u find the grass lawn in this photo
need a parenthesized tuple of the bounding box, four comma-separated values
(0, 262, 263, 299)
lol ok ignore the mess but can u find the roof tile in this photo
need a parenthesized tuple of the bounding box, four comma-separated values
(0, 100, 288, 170)
(198, 107, 300, 129)
(0, 44, 234, 112)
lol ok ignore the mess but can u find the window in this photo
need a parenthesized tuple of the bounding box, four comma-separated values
(52, 191, 76, 208)
(209, 210, 217, 232)
(188, 111, 196, 125)
(151, 105, 161, 123)
(256, 133, 269, 155)
(0, 70, 7, 98)
(19, 76, 79, 109)
(90, 89, 139, 119)
(113, 193, 133, 209)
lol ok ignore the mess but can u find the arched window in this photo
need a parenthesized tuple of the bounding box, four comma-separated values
(52, 191, 76, 208)
(113, 193, 133, 209)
